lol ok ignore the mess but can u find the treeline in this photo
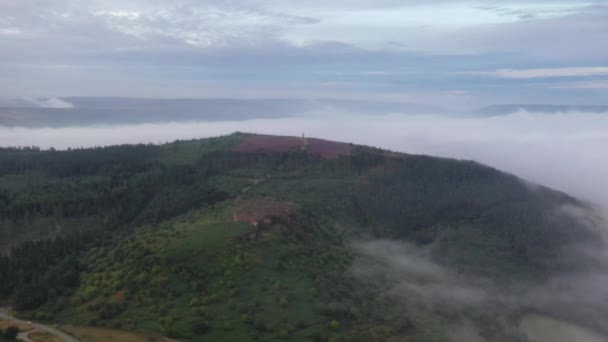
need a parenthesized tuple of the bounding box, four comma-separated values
(352, 153, 594, 270)
(0, 146, 317, 227)
(0, 144, 160, 176)
(0, 230, 104, 310)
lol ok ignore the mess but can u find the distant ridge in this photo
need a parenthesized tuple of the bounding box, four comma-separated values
(0, 97, 443, 128)
(478, 104, 608, 115)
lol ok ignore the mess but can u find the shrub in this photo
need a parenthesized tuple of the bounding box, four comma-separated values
(3, 326, 19, 340)
(189, 297, 201, 307)
(279, 329, 289, 339)
(279, 297, 288, 308)
(241, 314, 252, 323)
(35, 311, 47, 321)
(166, 326, 183, 339)
(193, 321, 211, 334)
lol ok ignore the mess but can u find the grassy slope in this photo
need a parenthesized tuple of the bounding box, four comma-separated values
(59, 205, 348, 341)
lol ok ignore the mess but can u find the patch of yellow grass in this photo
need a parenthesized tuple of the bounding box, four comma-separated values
(0, 318, 31, 331)
(28, 331, 63, 342)
(59, 325, 160, 342)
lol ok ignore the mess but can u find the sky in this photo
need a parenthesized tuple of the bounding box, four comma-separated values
(1, 0, 607, 106)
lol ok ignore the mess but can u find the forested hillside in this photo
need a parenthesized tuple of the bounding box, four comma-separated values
(0, 133, 602, 341)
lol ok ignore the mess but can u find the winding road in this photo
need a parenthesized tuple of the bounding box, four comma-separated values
(0, 309, 78, 342)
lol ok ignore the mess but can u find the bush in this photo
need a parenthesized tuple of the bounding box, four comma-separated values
(223, 321, 233, 331)
(189, 297, 201, 307)
(35, 311, 47, 320)
(193, 321, 210, 334)
(3, 326, 19, 340)
(279, 297, 288, 308)
(279, 329, 289, 339)
(166, 327, 183, 339)
(241, 313, 252, 323)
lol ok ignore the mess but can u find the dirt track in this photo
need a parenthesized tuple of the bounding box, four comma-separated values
(0, 309, 78, 342)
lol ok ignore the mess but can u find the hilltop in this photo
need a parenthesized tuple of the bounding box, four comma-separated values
(0, 133, 605, 341)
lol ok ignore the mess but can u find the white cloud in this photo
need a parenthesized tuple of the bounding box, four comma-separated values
(279, 2, 591, 48)
(28, 97, 74, 108)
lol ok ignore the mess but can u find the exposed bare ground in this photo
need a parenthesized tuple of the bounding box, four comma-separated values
(59, 325, 162, 342)
(231, 134, 302, 154)
(234, 197, 298, 223)
(231, 134, 353, 159)
(0, 310, 78, 342)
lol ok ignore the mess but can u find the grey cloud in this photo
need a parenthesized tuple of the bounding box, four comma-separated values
(1, 1, 607, 103)
(0, 0, 317, 49)
(457, 6, 608, 60)
(2, 1, 605, 58)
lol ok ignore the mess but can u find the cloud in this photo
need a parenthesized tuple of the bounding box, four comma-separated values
(555, 80, 608, 89)
(27, 97, 74, 109)
(0, 0, 607, 104)
(0, 27, 20, 35)
(351, 241, 490, 308)
(474, 67, 608, 79)
(459, 5, 608, 60)
(350, 238, 608, 341)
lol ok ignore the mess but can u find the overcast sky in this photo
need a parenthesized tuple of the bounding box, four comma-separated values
(1, 0, 607, 106)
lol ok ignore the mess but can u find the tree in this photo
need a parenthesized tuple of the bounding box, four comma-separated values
(189, 298, 201, 307)
(3, 326, 19, 340)
(193, 321, 210, 334)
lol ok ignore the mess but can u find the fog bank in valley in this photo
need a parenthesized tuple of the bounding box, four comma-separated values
(351, 238, 608, 342)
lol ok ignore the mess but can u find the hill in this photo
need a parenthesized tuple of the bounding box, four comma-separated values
(0, 133, 605, 341)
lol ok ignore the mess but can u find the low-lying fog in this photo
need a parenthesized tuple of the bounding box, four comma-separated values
(1, 109, 607, 216)
(352, 237, 608, 341)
